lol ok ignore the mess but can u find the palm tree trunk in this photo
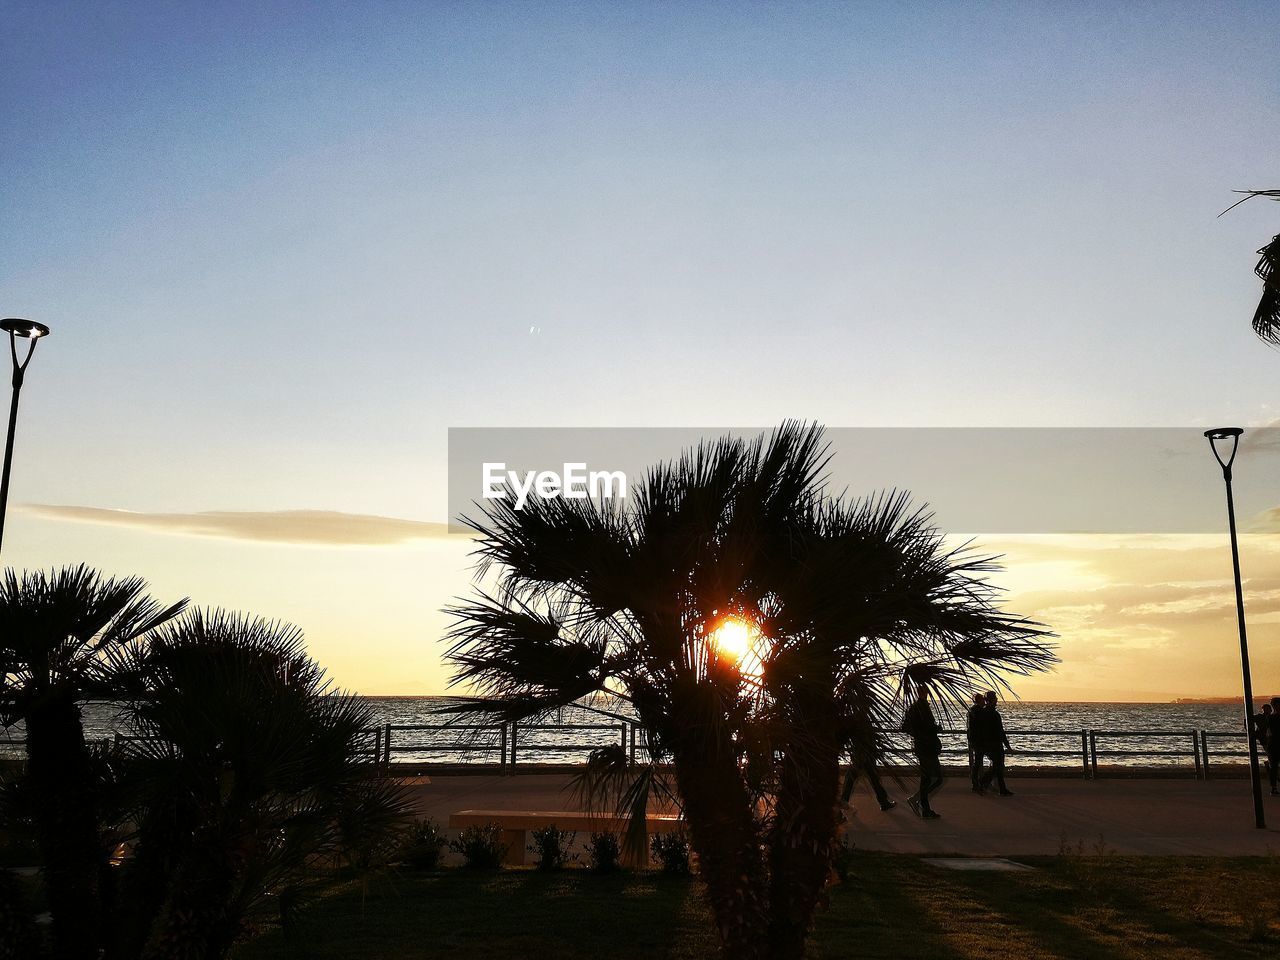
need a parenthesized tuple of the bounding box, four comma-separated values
(766, 666, 840, 960)
(668, 722, 770, 960)
(26, 693, 104, 960)
(107, 806, 186, 960)
(141, 840, 241, 960)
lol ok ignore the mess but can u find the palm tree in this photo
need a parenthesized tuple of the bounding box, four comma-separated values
(109, 609, 409, 960)
(1254, 231, 1280, 346)
(0, 565, 185, 960)
(445, 423, 1056, 960)
(1220, 189, 1279, 345)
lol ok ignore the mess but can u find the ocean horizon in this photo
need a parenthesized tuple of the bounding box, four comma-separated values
(2, 697, 1255, 770)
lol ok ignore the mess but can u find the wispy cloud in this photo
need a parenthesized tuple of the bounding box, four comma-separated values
(1248, 507, 1280, 534)
(978, 533, 1280, 699)
(1241, 421, 1280, 454)
(20, 504, 460, 546)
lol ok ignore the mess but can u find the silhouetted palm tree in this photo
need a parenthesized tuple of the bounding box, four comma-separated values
(1254, 233, 1280, 346)
(446, 423, 1055, 960)
(0, 565, 185, 960)
(110, 610, 408, 960)
(1220, 189, 1280, 345)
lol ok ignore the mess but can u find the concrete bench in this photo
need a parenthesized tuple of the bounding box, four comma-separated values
(448, 809, 683, 866)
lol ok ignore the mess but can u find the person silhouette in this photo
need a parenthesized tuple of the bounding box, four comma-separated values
(976, 691, 1014, 797)
(966, 692, 986, 794)
(1266, 698, 1280, 796)
(841, 736, 897, 812)
(1252, 702, 1272, 748)
(903, 687, 943, 819)
(839, 693, 897, 813)
(1252, 703, 1272, 781)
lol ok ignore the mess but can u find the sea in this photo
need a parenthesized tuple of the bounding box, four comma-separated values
(0, 698, 1257, 770)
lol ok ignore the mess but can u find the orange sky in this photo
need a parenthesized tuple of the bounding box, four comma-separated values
(4, 3, 1278, 705)
(8, 507, 1277, 702)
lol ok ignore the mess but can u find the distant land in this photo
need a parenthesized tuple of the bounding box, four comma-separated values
(1172, 697, 1252, 705)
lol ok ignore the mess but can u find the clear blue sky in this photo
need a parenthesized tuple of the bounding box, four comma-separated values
(1, 1, 1277, 696)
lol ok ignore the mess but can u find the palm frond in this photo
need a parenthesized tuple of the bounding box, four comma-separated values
(569, 745, 679, 862)
(1217, 188, 1280, 217)
(1251, 233, 1280, 346)
(442, 592, 610, 709)
(113, 606, 411, 949)
(1215, 189, 1280, 346)
(0, 565, 185, 720)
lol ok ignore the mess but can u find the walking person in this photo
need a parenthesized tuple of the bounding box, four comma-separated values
(903, 687, 943, 819)
(966, 692, 987, 794)
(976, 690, 1014, 797)
(1252, 702, 1272, 791)
(841, 738, 897, 812)
(1266, 697, 1280, 796)
(839, 698, 897, 812)
(1250, 702, 1271, 746)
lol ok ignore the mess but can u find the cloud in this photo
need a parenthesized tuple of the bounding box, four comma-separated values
(1241, 421, 1280, 454)
(19, 504, 461, 546)
(975, 533, 1280, 699)
(1248, 507, 1280, 533)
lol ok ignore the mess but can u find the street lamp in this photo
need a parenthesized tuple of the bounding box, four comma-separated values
(0, 318, 50, 554)
(1204, 426, 1266, 829)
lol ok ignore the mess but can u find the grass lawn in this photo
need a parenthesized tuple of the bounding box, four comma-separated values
(0, 826, 39, 870)
(233, 853, 1280, 959)
(236, 869, 718, 960)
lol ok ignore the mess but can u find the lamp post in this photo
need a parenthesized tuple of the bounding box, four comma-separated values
(0, 318, 50, 554)
(1204, 426, 1266, 829)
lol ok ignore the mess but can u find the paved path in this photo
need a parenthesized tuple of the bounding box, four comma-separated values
(843, 776, 1280, 855)
(403, 773, 1280, 857)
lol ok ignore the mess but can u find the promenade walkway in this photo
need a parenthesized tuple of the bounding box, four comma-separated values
(403, 773, 1280, 857)
(843, 776, 1280, 856)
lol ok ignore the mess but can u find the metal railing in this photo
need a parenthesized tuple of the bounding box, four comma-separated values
(0, 723, 1259, 780)
(375, 720, 633, 772)
(926, 727, 1254, 780)
(375, 722, 508, 770)
(889, 728, 1093, 775)
(1199, 730, 1255, 777)
(1079, 729, 1201, 778)
(370, 722, 1256, 779)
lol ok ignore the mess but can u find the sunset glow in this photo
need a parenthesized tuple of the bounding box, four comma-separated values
(711, 617, 753, 661)
(1, 3, 1275, 702)
(8, 5, 1280, 957)
(708, 616, 768, 678)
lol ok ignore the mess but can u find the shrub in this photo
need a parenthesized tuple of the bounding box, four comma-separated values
(651, 831, 691, 875)
(0, 871, 39, 960)
(528, 825, 577, 871)
(400, 818, 448, 870)
(450, 823, 509, 869)
(112, 610, 411, 960)
(336, 778, 415, 875)
(832, 833, 857, 884)
(588, 832, 622, 873)
(0, 775, 39, 870)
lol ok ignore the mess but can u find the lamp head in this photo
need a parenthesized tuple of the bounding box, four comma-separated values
(1, 318, 50, 339)
(1205, 426, 1244, 475)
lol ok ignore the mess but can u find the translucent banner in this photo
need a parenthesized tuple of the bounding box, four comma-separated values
(447, 427, 1280, 535)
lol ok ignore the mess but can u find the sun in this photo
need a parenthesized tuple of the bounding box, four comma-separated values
(709, 617, 757, 667)
(706, 619, 762, 680)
